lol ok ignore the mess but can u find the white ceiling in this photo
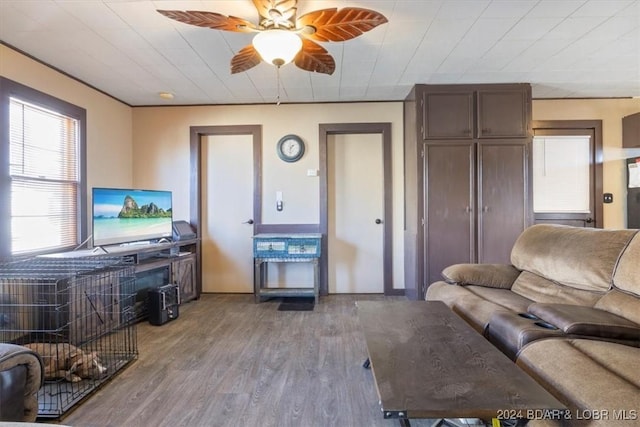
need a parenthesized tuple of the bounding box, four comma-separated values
(1, 0, 639, 106)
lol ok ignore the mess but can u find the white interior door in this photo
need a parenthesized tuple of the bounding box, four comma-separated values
(328, 133, 384, 293)
(201, 134, 254, 293)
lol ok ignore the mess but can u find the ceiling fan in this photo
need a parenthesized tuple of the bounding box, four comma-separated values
(157, 0, 388, 75)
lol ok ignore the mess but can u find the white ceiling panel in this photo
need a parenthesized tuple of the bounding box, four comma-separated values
(423, 18, 480, 47)
(527, 1, 586, 18)
(436, 0, 491, 20)
(390, 0, 443, 21)
(572, 0, 634, 17)
(503, 18, 566, 40)
(58, 2, 131, 30)
(481, 0, 538, 18)
(542, 16, 610, 39)
(0, 0, 637, 105)
(452, 18, 521, 54)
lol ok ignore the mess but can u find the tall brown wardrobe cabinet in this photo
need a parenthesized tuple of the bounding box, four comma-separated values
(404, 84, 533, 300)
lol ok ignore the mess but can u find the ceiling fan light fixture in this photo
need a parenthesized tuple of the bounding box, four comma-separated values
(252, 30, 302, 67)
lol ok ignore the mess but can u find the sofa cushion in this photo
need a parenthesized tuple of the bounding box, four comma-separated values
(517, 338, 640, 427)
(0, 365, 27, 421)
(511, 271, 603, 306)
(528, 303, 640, 341)
(441, 263, 520, 289)
(426, 281, 532, 333)
(0, 344, 43, 422)
(612, 232, 640, 297)
(595, 289, 640, 326)
(510, 225, 637, 292)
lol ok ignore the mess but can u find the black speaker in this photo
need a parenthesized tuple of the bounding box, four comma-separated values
(148, 284, 180, 326)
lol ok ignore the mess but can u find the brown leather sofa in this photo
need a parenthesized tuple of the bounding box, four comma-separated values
(426, 224, 640, 427)
(0, 343, 43, 422)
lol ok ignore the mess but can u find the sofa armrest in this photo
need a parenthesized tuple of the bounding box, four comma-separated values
(0, 343, 44, 422)
(528, 303, 640, 340)
(441, 263, 520, 289)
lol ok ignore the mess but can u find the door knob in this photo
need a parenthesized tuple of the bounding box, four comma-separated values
(243, 219, 254, 225)
(375, 219, 383, 224)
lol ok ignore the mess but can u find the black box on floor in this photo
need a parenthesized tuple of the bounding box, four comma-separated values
(148, 284, 180, 326)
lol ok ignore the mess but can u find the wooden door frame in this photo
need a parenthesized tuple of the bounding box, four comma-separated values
(189, 125, 262, 296)
(319, 122, 400, 296)
(532, 120, 603, 228)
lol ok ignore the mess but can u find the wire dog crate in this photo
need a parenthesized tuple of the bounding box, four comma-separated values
(0, 256, 138, 418)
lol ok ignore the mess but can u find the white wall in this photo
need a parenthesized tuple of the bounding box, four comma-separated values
(0, 45, 133, 233)
(132, 103, 406, 289)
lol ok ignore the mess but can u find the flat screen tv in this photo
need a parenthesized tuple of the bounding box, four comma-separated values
(92, 187, 173, 247)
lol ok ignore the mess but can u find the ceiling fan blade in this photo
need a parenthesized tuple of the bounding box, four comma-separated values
(252, 0, 271, 20)
(294, 39, 335, 75)
(297, 7, 388, 42)
(231, 45, 262, 74)
(157, 10, 257, 32)
(252, 0, 297, 28)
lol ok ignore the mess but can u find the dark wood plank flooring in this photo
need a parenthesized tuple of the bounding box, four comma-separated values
(58, 294, 442, 427)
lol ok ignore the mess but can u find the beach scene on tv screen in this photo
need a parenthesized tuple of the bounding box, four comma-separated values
(93, 189, 172, 245)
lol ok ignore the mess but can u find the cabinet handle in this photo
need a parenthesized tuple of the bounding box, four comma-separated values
(465, 206, 472, 213)
(483, 206, 489, 213)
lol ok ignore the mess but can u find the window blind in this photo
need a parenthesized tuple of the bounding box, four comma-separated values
(9, 98, 79, 254)
(532, 135, 591, 214)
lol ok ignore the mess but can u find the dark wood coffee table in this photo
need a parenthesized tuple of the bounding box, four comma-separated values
(356, 301, 566, 426)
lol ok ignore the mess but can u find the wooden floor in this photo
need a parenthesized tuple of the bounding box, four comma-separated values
(58, 294, 445, 427)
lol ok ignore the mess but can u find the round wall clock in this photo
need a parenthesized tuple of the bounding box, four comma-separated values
(277, 134, 305, 162)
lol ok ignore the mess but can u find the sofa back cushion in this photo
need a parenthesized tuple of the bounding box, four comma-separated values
(511, 271, 603, 306)
(595, 289, 640, 325)
(510, 224, 637, 293)
(612, 232, 640, 297)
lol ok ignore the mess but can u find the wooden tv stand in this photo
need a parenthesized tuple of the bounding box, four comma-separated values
(41, 239, 201, 309)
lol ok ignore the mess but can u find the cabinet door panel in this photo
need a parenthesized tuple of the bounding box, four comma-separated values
(477, 90, 528, 138)
(425, 143, 475, 286)
(172, 254, 197, 302)
(478, 143, 529, 264)
(423, 92, 474, 139)
(622, 112, 640, 148)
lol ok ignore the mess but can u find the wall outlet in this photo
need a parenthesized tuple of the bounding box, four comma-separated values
(307, 169, 318, 177)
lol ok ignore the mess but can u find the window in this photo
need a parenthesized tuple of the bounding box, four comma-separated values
(1, 77, 87, 257)
(532, 135, 591, 213)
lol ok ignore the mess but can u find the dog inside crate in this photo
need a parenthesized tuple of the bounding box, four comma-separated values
(0, 258, 138, 418)
(24, 342, 107, 383)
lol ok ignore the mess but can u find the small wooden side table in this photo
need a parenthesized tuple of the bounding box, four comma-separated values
(252, 233, 321, 303)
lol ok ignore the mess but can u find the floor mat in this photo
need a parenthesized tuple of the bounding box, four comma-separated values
(277, 297, 315, 311)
